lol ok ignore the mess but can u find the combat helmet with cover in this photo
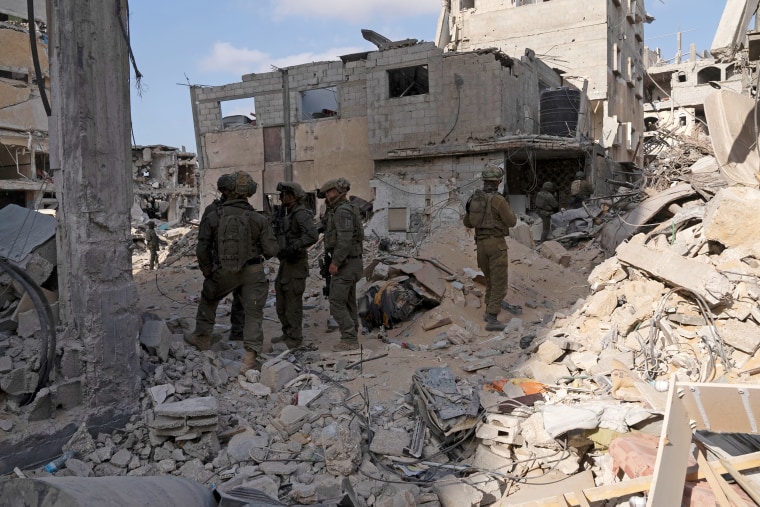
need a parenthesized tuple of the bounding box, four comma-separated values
(277, 181, 306, 200)
(317, 178, 350, 199)
(481, 163, 504, 182)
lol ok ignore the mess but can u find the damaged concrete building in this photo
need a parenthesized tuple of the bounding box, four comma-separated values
(0, 0, 53, 211)
(191, 0, 650, 238)
(131, 145, 200, 223)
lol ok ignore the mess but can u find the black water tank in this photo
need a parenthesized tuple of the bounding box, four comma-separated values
(540, 87, 581, 137)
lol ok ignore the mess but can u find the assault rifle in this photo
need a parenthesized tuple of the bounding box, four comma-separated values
(272, 205, 297, 261)
(318, 252, 332, 297)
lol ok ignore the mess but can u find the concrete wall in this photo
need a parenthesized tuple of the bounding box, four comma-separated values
(202, 128, 265, 210)
(440, 0, 647, 164)
(0, 26, 50, 132)
(366, 43, 556, 159)
(193, 57, 373, 214)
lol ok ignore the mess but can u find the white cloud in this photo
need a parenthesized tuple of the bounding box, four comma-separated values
(199, 42, 368, 75)
(273, 0, 440, 23)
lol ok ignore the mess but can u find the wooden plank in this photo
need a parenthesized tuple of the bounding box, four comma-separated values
(697, 448, 733, 507)
(720, 458, 760, 505)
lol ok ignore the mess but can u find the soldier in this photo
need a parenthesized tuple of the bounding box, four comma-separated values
(145, 221, 160, 270)
(201, 174, 246, 342)
(186, 171, 279, 374)
(317, 178, 364, 351)
(569, 171, 593, 209)
(271, 182, 318, 349)
(535, 181, 559, 242)
(463, 164, 518, 331)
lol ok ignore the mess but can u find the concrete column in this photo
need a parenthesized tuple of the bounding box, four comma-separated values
(49, 0, 140, 419)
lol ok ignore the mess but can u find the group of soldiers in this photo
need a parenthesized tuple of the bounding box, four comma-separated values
(178, 164, 589, 373)
(183, 171, 364, 374)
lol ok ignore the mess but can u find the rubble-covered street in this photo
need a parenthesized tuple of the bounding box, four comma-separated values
(4, 157, 759, 505)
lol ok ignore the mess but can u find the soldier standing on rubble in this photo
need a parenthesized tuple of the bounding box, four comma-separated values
(569, 171, 593, 209)
(186, 171, 279, 374)
(145, 221, 160, 270)
(535, 181, 559, 242)
(271, 182, 318, 349)
(318, 178, 364, 351)
(463, 164, 518, 332)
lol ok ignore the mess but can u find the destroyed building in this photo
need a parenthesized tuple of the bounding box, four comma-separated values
(1, 0, 760, 505)
(131, 145, 200, 224)
(191, 0, 650, 240)
(0, 0, 53, 211)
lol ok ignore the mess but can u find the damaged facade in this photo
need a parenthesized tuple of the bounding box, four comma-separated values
(132, 145, 200, 223)
(0, 0, 52, 211)
(192, 0, 649, 240)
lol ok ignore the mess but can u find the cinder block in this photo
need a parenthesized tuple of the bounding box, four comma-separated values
(259, 359, 298, 392)
(140, 320, 172, 361)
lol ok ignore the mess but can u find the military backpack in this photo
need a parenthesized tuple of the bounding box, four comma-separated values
(217, 207, 255, 272)
(465, 189, 496, 229)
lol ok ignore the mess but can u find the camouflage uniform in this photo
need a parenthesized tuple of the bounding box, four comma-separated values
(145, 222, 160, 270)
(273, 195, 318, 346)
(320, 179, 364, 346)
(464, 165, 517, 330)
(535, 181, 559, 241)
(193, 185, 278, 357)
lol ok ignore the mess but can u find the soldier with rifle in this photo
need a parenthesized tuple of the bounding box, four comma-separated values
(317, 178, 364, 351)
(271, 182, 318, 349)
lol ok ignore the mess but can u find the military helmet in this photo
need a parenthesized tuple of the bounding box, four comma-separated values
(575, 171, 585, 180)
(542, 181, 556, 192)
(147, 221, 155, 228)
(481, 163, 504, 182)
(317, 177, 350, 198)
(276, 181, 305, 199)
(217, 173, 236, 193)
(230, 171, 257, 197)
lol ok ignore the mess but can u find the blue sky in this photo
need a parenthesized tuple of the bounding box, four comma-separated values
(127, 0, 727, 153)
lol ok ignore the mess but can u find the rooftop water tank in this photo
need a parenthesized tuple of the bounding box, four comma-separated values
(539, 87, 581, 137)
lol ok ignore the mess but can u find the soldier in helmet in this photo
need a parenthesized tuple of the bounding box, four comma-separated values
(186, 171, 279, 374)
(535, 181, 559, 242)
(569, 171, 593, 209)
(271, 182, 318, 349)
(317, 178, 364, 351)
(145, 221, 160, 270)
(463, 163, 519, 331)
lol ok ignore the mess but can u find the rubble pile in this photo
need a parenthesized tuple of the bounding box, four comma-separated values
(2, 166, 759, 506)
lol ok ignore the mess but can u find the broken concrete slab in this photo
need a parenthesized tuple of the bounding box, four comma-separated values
(703, 186, 760, 253)
(616, 239, 732, 307)
(538, 240, 571, 267)
(154, 396, 218, 418)
(139, 320, 172, 362)
(599, 183, 697, 254)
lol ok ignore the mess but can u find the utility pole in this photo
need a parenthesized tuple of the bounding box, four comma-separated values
(49, 0, 140, 423)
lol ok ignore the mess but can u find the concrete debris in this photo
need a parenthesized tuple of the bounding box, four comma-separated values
(3, 156, 760, 507)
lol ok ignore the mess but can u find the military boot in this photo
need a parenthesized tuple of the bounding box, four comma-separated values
(184, 332, 212, 351)
(484, 313, 506, 332)
(240, 350, 258, 374)
(500, 301, 523, 315)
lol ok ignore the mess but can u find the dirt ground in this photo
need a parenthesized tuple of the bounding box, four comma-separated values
(131, 224, 601, 405)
